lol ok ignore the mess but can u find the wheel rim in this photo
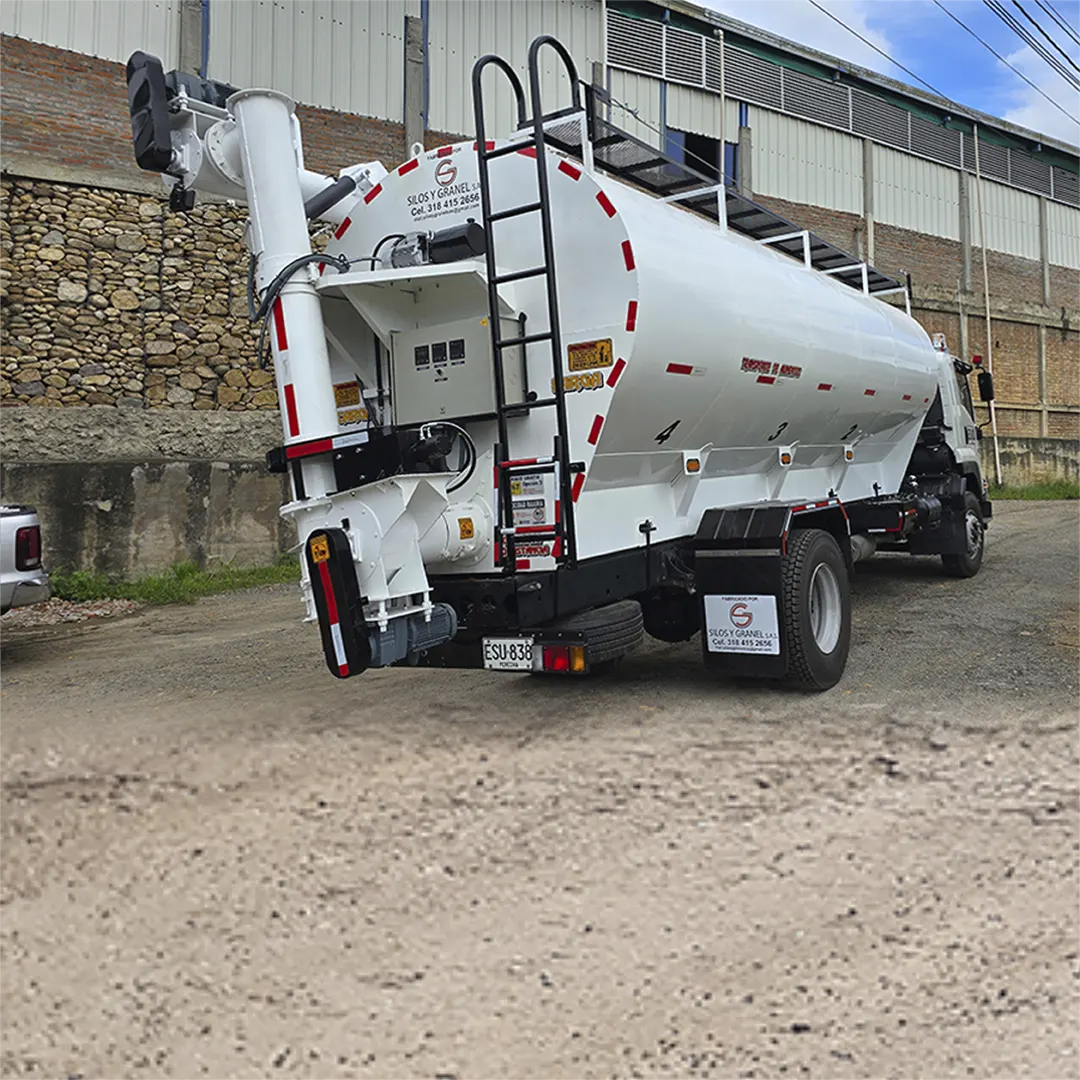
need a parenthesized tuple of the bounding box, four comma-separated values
(965, 510, 983, 560)
(808, 562, 843, 654)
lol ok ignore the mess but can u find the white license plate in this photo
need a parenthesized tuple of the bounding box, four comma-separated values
(483, 637, 534, 671)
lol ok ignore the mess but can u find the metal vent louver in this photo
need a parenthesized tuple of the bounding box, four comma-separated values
(1008, 148, 1052, 196)
(607, 10, 663, 79)
(704, 38, 723, 93)
(910, 115, 961, 168)
(1052, 167, 1080, 206)
(781, 68, 849, 129)
(723, 44, 781, 109)
(852, 89, 908, 149)
(963, 134, 1009, 181)
(665, 26, 704, 86)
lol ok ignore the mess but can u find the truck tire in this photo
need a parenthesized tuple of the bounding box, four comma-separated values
(782, 528, 851, 691)
(941, 491, 985, 578)
(543, 599, 644, 669)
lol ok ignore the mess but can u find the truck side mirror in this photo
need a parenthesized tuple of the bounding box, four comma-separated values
(977, 370, 995, 402)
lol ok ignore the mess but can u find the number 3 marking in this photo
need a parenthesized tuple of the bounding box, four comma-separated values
(767, 421, 788, 442)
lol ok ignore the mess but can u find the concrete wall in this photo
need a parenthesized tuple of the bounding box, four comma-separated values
(1, 459, 294, 578)
(0, 408, 293, 577)
(983, 437, 1080, 487)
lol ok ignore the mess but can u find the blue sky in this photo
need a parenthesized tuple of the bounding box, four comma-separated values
(699, 0, 1080, 147)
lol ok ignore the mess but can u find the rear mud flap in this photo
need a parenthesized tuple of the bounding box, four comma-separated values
(305, 527, 371, 679)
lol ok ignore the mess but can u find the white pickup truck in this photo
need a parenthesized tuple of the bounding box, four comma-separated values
(0, 505, 50, 614)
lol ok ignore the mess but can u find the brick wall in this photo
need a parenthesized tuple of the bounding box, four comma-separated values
(0, 35, 462, 414)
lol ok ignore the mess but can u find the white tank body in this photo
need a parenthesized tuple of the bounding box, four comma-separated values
(321, 140, 939, 564)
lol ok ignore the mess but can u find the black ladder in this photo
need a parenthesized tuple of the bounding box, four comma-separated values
(472, 36, 584, 572)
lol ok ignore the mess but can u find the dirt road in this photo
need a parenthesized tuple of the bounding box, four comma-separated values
(2, 502, 1077, 1079)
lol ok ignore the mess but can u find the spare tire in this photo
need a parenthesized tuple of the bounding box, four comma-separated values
(545, 599, 644, 666)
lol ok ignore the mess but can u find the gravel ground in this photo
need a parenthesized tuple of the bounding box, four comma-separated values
(1, 501, 1077, 1080)
(1, 597, 143, 627)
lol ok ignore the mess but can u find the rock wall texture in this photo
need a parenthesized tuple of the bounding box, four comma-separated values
(0, 178, 279, 411)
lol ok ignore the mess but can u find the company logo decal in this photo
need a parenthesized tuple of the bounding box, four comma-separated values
(741, 357, 802, 379)
(435, 159, 457, 186)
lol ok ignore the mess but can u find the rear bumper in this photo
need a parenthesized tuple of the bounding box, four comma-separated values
(1, 575, 50, 614)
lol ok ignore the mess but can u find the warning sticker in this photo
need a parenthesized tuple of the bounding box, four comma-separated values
(510, 474, 544, 497)
(309, 534, 330, 564)
(512, 498, 546, 526)
(515, 542, 551, 558)
(458, 517, 474, 540)
(337, 406, 369, 427)
(568, 338, 614, 372)
(704, 594, 780, 655)
(333, 381, 361, 407)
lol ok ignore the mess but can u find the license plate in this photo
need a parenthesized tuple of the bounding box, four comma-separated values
(483, 637, 534, 671)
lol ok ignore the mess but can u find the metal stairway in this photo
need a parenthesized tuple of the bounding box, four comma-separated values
(543, 98, 907, 300)
(472, 36, 587, 573)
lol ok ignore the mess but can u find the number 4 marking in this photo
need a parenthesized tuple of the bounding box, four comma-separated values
(655, 420, 681, 445)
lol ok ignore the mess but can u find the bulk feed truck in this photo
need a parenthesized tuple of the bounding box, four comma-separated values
(125, 36, 994, 691)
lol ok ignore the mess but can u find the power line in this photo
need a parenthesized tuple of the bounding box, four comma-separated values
(1034, 0, 1080, 48)
(804, 0, 947, 97)
(933, 0, 1078, 125)
(985, 0, 1080, 88)
(1011, 0, 1080, 76)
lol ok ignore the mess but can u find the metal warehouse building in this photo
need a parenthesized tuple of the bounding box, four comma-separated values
(1, 0, 1077, 559)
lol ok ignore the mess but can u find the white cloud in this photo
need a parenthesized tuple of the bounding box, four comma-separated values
(696, 0, 911, 82)
(997, 43, 1080, 148)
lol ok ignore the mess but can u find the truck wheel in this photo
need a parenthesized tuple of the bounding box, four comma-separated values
(782, 528, 851, 691)
(941, 491, 985, 578)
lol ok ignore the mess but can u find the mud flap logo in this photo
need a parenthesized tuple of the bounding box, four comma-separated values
(704, 594, 780, 654)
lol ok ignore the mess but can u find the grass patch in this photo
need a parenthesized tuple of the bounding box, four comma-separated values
(51, 557, 301, 606)
(989, 480, 1079, 501)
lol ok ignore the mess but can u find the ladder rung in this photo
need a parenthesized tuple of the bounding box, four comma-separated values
(488, 202, 542, 223)
(504, 525, 561, 538)
(493, 266, 548, 286)
(496, 331, 551, 349)
(500, 456, 555, 469)
(500, 396, 557, 412)
(483, 140, 535, 161)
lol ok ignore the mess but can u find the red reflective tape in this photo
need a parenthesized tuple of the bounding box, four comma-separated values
(667, 363, 694, 375)
(318, 262, 326, 276)
(284, 383, 300, 437)
(571, 472, 585, 502)
(552, 537, 562, 558)
(816, 500, 828, 508)
(554, 499, 561, 523)
(864, 388, 876, 396)
(516, 559, 531, 570)
(333, 216, 352, 239)
(587, 414, 604, 445)
(517, 146, 537, 158)
(596, 191, 616, 217)
(286, 438, 333, 460)
(757, 374, 776, 384)
(817, 383, 832, 391)
(398, 158, 419, 175)
(621, 240, 635, 271)
(558, 160, 581, 180)
(625, 300, 638, 332)
(607, 357, 626, 387)
(517, 524, 552, 535)
(502, 457, 538, 467)
(494, 540, 500, 562)
(436, 145, 454, 157)
(317, 558, 339, 626)
(472, 139, 495, 151)
(272, 299, 288, 351)
(363, 184, 382, 204)
(902, 394, 912, 401)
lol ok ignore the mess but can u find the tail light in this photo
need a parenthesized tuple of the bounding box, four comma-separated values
(15, 525, 42, 571)
(541, 644, 586, 673)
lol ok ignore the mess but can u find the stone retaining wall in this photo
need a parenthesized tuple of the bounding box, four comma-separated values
(1, 177, 280, 411)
